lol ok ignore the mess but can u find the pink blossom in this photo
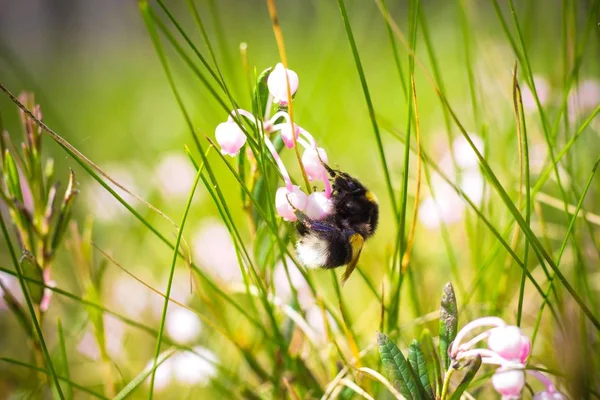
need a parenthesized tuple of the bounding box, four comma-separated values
(275, 186, 308, 221)
(305, 192, 333, 220)
(301, 147, 328, 181)
(267, 63, 299, 105)
(280, 123, 300, 148)
(215, 122, 246, 156)
(492, 368, 525, 399)
(488, 325, 531, 363)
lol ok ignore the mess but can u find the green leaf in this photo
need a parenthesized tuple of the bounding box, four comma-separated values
(409, 340, 434, 399)
(3, 150, 22, 202)
(439, 282, 458, 370)
(51, 169, 78, 251)
(252, 67, 272, 118)
(419, 328, 442, 397)
(376, 331, 414, 400)
(20, 251, 44, 305)
(450, 355, 481, 400)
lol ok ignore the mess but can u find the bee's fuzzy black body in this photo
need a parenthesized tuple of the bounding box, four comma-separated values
(294, 164, 378, 283)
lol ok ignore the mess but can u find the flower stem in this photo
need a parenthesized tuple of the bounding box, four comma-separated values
(440, 367, 455, 400)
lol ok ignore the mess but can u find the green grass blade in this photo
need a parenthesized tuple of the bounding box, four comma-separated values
(147, 167, 203, 398)
(0, 214, 65, 399)
(337, 0, 398, 217)
(56, 319, 73, 400)
(531, 156, 600, 345)
(115, 348, 176, 400)
(512, 67, 531, 327)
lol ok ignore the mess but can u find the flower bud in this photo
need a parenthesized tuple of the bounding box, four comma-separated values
(492, 368, 525, 398)
(275, 186, 308, 221)
(302, 147, 328, 181)
(305, 192, 333, 220)
(533, 392, 567, 400)
(215, 122, 246, 156)
(267, 63, 299, 105)
(488, 325, 531, 362)
(280, 123, 300, 148)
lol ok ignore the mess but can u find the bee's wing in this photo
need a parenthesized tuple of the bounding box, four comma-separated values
(340, 233, 364, 285)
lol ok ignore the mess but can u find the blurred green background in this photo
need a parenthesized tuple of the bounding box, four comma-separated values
(0, 0, 599, 398)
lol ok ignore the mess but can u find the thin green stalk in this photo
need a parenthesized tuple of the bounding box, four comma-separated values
(533, 105, 600, 196)
(337, 0, 398, 218)
(531, 156, 600, 345)
(458, 0, 480, 128)
(155, 0, 224, 90)
(117, 349, 176, 400)
(0, 214, 65, 399)
(380, 0, 408, 98)
(143, 3, 293, 376)
(506, 0, 576, 255)
(57, 319, 73, 400)
(148, 168, 202, 398)
(383, 121, 561, 323)
(388, 0, 420, 331)
(513, 71, 531, 326)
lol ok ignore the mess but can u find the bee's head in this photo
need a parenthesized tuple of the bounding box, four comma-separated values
(328, 168, 379, 238)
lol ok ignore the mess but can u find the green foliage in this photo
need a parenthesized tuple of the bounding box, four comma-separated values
(19, 251, 44, 305)
(409, 340, 434, 399)
(1, 0, 599, 398)
(377, 331, 413, 399)
(450, 355, 482, 400)
(439, 282, 458, 370)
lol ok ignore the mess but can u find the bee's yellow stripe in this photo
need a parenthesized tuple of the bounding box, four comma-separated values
(365, 191, 378, 204)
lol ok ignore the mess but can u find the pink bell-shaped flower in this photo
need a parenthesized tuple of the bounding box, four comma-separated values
(280, 123, 300, 148)
(305, 192, 333, 220)
(492, 368, 525, 399)
(267, 63, 299, 105)
(215, 122, 247, 156)
(488, 325, 531, 362)
(275, 186, 308, 221)
(302, 147, 328, 181)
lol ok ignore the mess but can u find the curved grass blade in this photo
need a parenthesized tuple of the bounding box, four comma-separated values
(337, 0, 397, 218)
(148, 168, 202, 398)
(114, 348, 176, 400)
(0, 215, 65, 399)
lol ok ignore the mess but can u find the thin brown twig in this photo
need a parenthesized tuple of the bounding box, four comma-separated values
(265, 0, 311, 193)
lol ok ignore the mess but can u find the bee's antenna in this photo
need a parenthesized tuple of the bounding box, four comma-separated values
(317, 151, 337, 178)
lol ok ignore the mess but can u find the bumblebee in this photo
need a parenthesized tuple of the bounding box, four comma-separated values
(294, 164, 379, 284)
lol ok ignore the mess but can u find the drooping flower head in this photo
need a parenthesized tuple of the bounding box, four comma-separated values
(214, 63, 332, 222)
(267, 63, 299, 106)
(275, 186, 308, 222)
(215, 121, 246, 156)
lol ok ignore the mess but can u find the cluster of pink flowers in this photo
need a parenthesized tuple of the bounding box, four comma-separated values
(451, 317, 565, 399)
(214, 63, 333, 222)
